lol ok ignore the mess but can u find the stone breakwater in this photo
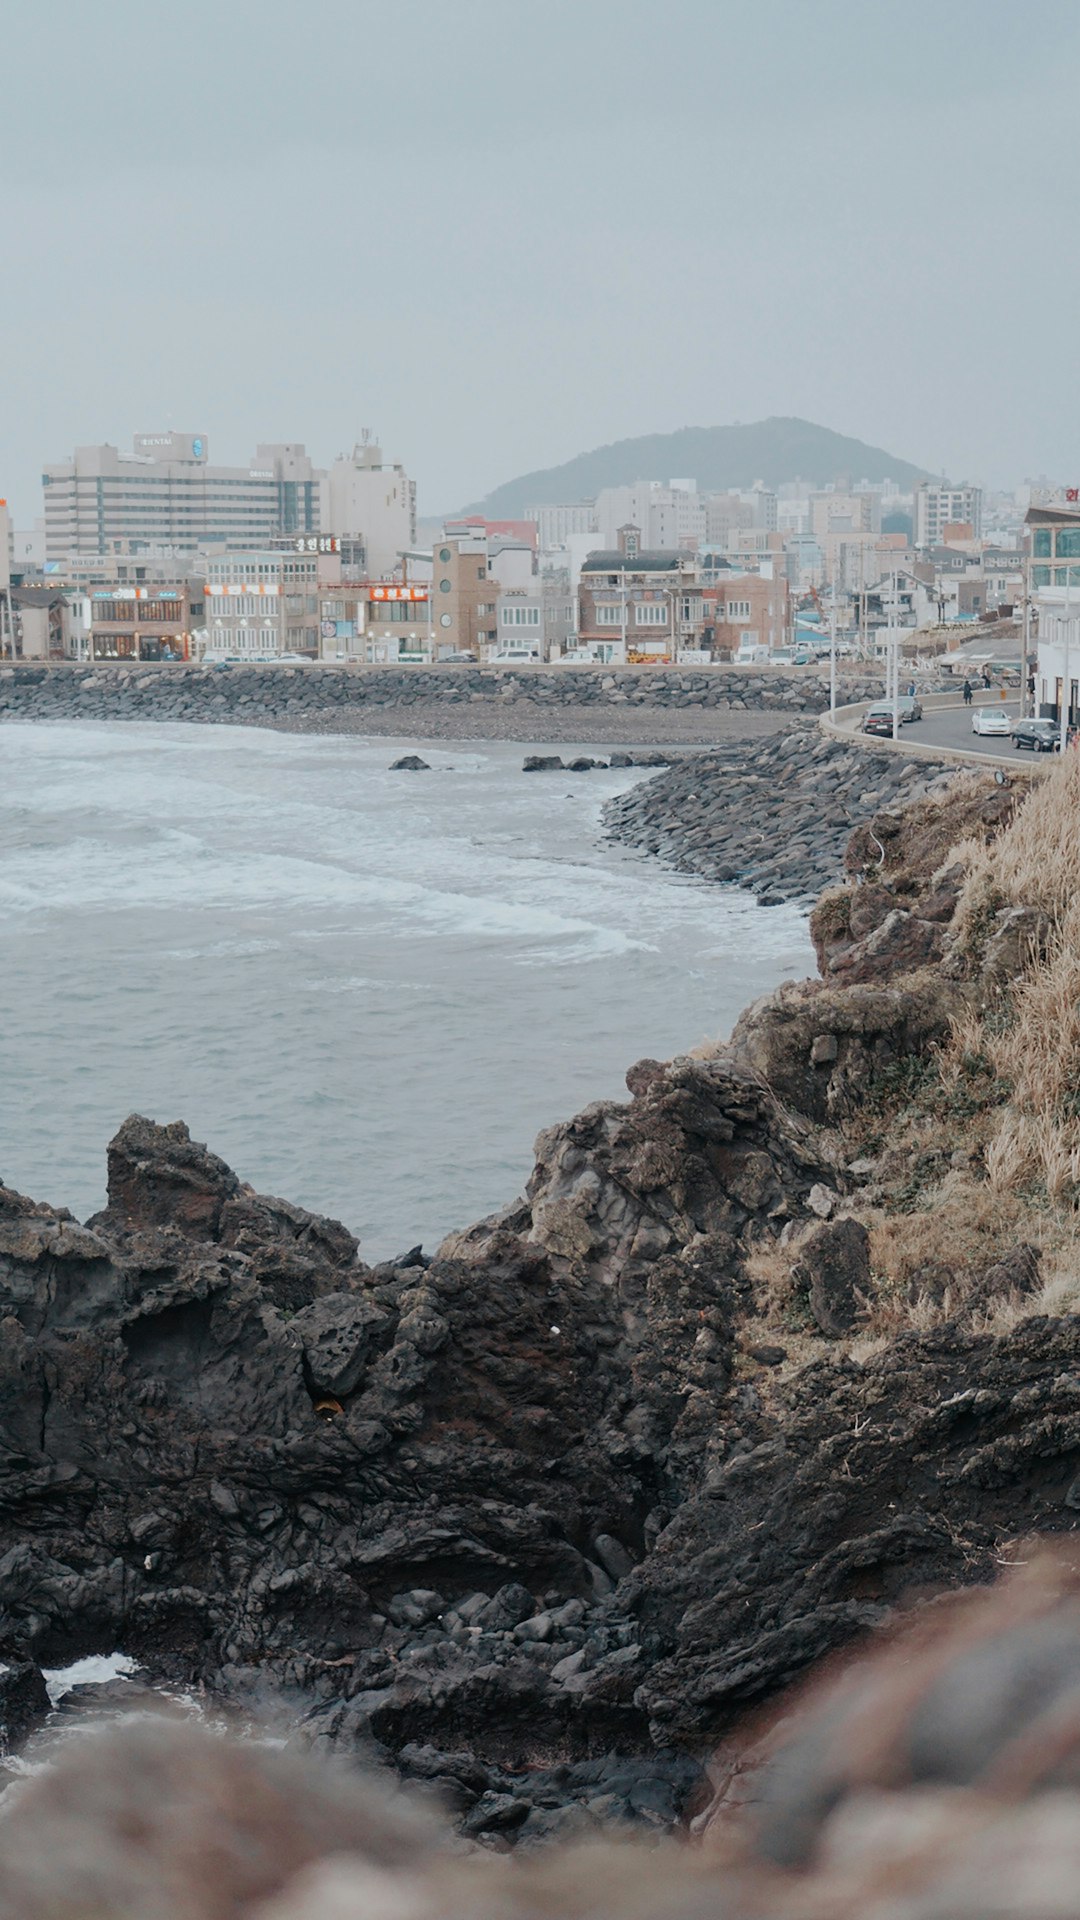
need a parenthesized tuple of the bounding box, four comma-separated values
(604, 721, 955, 905)
(0, 661, 884, 736)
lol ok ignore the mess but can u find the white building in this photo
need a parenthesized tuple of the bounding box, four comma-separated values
(594, 481, 706, 552)
(914, 481, 983, 547)
(1034, 584, 1080, 725)
(321, 437, 416, 580)
(42, 434, 321, 559)
(525, 502, 597, 551)
(203, 547, 330, 658)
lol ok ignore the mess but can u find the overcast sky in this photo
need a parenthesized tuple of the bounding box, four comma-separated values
(3, 0, 1078, 522)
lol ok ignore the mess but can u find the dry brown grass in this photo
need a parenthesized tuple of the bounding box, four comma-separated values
(950, 752, 1080, 953)
(942, 756, 1080, 1208)
(739, 761, 1080, 1359)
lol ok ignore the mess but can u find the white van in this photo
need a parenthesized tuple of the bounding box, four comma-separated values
(488, 646, 540, 663)
(734, 639, 769, 665)
(556, 644, 620, 665)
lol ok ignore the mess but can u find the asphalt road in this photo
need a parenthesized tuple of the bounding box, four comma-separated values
(854, 699, 1037, 763)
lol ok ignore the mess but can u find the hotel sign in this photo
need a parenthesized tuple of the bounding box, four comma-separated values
(369, 585, 429, 601)
(295, 536, 340, 553)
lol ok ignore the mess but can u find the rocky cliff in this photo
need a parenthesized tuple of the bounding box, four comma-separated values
(0, 757, 1074, 1843)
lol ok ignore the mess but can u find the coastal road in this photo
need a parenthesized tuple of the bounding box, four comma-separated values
(840, 698, 1034, 764)
(908, 699, 1022, 762)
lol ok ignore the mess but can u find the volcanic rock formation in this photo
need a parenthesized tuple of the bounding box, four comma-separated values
(0, 761, 1074, 1841)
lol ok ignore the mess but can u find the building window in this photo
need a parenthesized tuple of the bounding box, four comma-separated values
(1032, 529, 1052, 558)
(595, 604, 623, 626)
(635, 603, 668, 626)
(1032, 566, 1051, 587)
(501, 605, 541, 626)
(1057, 530, 1080, 559)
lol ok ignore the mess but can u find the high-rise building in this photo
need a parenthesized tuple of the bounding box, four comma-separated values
(42, 434, 321, 559)
(914, 481, 983, 548)
(321, 437, 416, 579)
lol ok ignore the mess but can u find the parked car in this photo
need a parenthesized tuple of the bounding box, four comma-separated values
(1012, 717, 1061, 752)
(972, 706, 1012, 736)
(860, 697, 922, 736)
(438, 651, 478, 663)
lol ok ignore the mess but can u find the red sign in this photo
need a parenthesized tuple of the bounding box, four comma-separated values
(369, 586, 429, 601)
(1068, 490, 1079, 502)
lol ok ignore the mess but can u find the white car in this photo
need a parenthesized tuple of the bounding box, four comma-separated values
(972, 706, 1012, 736)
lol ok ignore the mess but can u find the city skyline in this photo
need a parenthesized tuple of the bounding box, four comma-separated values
(4, 0, 1080, 523)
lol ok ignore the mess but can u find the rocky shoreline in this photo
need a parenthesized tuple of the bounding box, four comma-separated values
(0, 661, 884, 746)
(604, 720, 957, 904)
(1, 760, 1074, 1846)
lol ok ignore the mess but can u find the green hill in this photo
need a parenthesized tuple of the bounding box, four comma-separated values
(464, 416, 929, 517)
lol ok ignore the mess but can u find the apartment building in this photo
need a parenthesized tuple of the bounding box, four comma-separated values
(321, 437, 416, 579)
(42, 434, 321, 559)
(914, 481, 983, 547)
(810, 490, 882, 543)
(594, 482, 706, 552)
(525, 502, 597, 551)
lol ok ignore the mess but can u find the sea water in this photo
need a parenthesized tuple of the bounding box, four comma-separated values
(0, 722, 812, 1258)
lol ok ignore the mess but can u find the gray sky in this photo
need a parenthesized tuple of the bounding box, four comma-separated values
(4, 0, 1078, 522)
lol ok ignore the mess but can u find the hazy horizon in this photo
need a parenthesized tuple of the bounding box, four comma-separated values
(4, 0, 1079, 526)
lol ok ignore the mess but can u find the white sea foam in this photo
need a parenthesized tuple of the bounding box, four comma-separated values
(0, 722, 812, 1257)
(42, 1653, 141, 1707)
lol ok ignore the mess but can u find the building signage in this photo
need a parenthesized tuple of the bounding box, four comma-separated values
(369, 585, 429, 601)
(295, 536, 340, 554)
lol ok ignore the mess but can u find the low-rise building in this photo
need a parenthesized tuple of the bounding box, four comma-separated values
(85, 582, 205, 660)
(9, 585, 73, 660)
(578, 529, 704, 659)
(365, 585, 431, 662)
(430, 536, 497, 657)
(707, 567, 791, 658)
(1028, 500, 1080, 723)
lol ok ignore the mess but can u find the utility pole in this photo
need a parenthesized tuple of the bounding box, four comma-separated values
(1060, 578, 1073, 756)
(829, 589, 837, 717)
(891, 569, 901, 741)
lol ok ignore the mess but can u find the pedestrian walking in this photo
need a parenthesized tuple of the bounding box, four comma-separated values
(963, 679, 973, 706)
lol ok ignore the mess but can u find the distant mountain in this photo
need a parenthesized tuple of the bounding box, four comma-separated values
(463, 417, 929, 518)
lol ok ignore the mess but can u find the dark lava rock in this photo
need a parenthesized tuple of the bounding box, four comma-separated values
(0, 1660, 50, 1749)
(792, 1217, 870, 1336)
(522, 755, 565, 772)
(389, 755, 431, 770)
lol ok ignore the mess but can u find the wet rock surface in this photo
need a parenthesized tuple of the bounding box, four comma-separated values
(604, 722, 955, 905)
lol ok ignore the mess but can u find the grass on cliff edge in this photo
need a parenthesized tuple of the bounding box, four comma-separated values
(745, 756, 1080, 1365)
(949, 752, 1080, 1208)
(877, 754, 1080, 1331)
